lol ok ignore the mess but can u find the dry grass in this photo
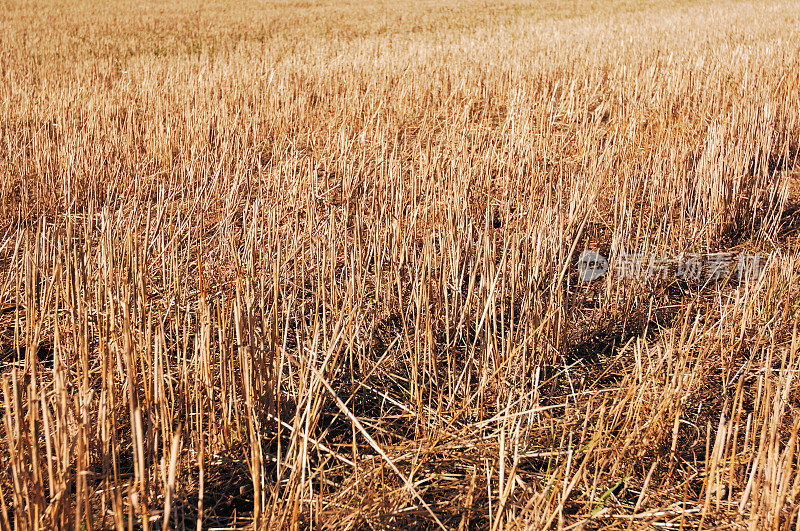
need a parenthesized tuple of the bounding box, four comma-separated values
(2, 0, 800, 528)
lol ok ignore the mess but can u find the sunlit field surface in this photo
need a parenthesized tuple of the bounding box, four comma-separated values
(2, 0, 800, 528)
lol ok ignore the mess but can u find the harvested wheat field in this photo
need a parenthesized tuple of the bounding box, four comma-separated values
(1, 0, 800, 528)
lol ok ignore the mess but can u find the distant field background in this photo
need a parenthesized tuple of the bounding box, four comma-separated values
(1, 0, 800, 529)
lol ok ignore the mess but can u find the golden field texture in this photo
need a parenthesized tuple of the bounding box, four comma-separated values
(2, 0, 800, 528)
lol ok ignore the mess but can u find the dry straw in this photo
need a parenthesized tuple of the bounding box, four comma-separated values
(1, 0, 800, 528)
